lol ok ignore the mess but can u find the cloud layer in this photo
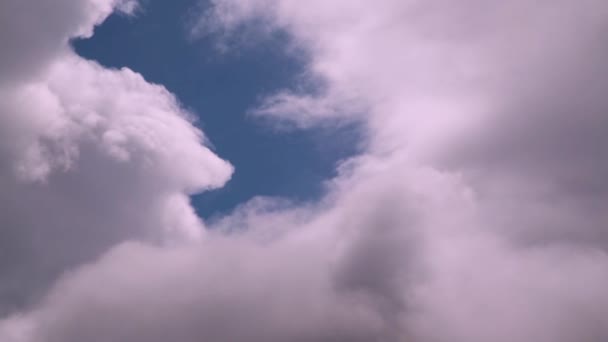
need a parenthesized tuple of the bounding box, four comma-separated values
(2, 0, 608, 341)
(0, 0, 231, 317)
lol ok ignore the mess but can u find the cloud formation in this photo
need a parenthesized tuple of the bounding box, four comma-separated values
(0, 0, 231, 317)
(2, 0, 608, 341)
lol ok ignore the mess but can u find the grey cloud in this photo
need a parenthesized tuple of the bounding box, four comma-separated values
(0, 156, 460, 342)
(7, 155, 608, 342)
(435, 1, 608, 246)
(0, 0, 125, 84)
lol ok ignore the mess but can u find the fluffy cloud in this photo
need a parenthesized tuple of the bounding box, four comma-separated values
(201, 0, 608, 244)
(0, 0, 231, 317)
(2, 0, 608, 341)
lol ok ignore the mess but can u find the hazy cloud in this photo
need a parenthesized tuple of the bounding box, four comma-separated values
(2, 0, 608, 341)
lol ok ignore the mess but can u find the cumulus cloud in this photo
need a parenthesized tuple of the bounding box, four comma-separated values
(2, 0, 608, 341)
(200, 0, 608, 244)
(0, 0, 231, 317)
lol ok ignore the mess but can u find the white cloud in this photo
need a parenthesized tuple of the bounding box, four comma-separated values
(0, 0, 231, 317)
(2, 0, 608, 341)
(200, 0, 608, 243)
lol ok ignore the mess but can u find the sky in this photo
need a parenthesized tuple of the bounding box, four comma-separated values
(73, 0, 361, 218)
(1, 0, 608, 341)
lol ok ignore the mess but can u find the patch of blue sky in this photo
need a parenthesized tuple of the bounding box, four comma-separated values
(73, 0, 361, 218)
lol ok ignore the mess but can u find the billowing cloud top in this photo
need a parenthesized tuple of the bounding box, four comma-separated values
(0, 0, 231, 320)
(2, 0, 608, 341)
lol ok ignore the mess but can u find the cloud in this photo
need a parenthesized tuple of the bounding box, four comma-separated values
(0, 155, 474, 342)
(5, 154, 608, 342)
(200, 0, 608, 244)
(0, 0, 231, 317)
(2, 0, 608, 341)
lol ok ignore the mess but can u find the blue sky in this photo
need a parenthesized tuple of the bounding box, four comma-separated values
(73, 0, 360, 218)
